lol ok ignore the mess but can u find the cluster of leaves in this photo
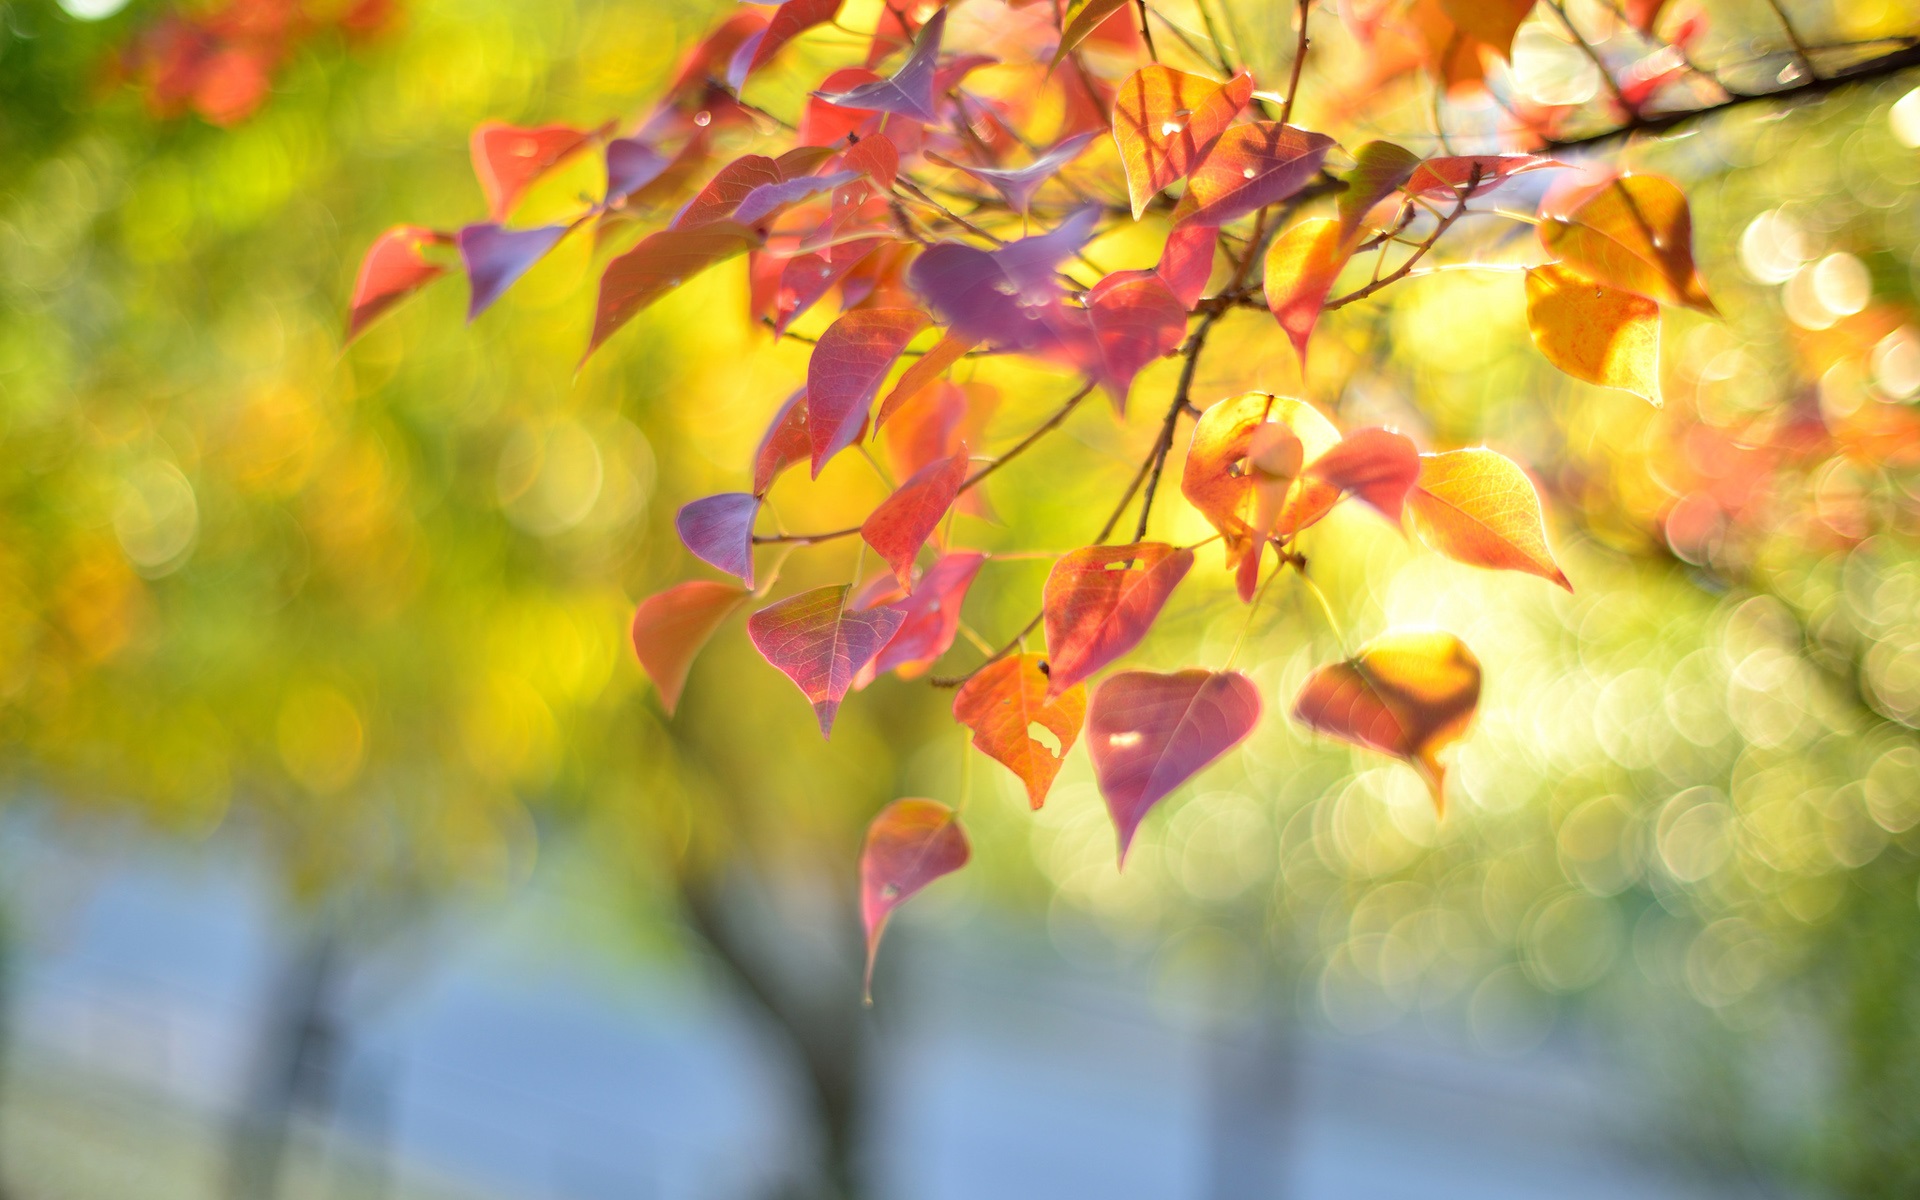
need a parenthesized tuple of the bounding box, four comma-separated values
(347, 0, 1730, 988)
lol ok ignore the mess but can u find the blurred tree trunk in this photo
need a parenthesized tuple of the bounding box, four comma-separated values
(225, 923, 343, 1200)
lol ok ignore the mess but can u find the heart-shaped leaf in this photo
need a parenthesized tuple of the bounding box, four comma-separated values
(1406, 448, 1571, 589)
(1181, 392, 1343, 564)
(458, 222, 571, 320)
(676, 492, 760, 586)
(588, 224, 756, 359)
(876, 333, 977, 429)
(1173, 122, 1336, 228)
(953, 653, 1087, 809)
(1043, 542, 1194, 694)
(862, 447, 969, 585)
(1538, 173, 1716, 314)
(815, 7, 946, 123)
(808, 307, 928, 475)
(1292, 629, 1481, 811)
(346, 225, 452, 343)
(1305, 427, 1421, 523)
(1263, 217, 1351, 372)
(631, 580, 749, 715)
(1525, 263, 1662, 405)
(861, 798, 969, 998)
(1088, 669, 1262, 861)
(471, 122, 595, 221)
(870, 550, 985, 679)
(1337, 141, 1420, 240)
(929, 132, 1096, 215)
(748, 585, 908, 735)
(1088, 271, 1188, 407)
(1112, 66, 1254, 218)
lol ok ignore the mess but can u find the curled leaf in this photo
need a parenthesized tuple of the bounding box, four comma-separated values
(346, 225, 451, 343)
(676, 493, 760, 587)
(1088, 669, 1261, 861)
(1407, 152, 1559, 199)
(1406, 448, 1571, 589)
(952, 653, 1087, 809)
(631, 581, 749, 715)
(1525, 263, 1662, 405)
(1181, 392, 1342, 564)
(930, 133, 1096, 216)
(1235, 421, 1305, 602)
(1292, 630, 1482, 811)
(1043, 542, 1194, 694)
(1538, 174, 1716, 315)
(861, 798, 969, 999)
(808, 308, 928, 476)
(862, 447, 969, 585)
(1111, 66, 1254, 218)
(748, 585, 908, 735)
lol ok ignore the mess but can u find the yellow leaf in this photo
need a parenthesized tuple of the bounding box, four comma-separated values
(1525, 263, 1662, 405)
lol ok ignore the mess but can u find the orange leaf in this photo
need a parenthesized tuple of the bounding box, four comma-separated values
(952, 654, 1087, 809)
(862, 447, 969, 585)
(1042, 542, 1193, 694)
(1538, 174, 1716, 315)
(345, 225, 451, 343)
(1304, 427, 1421, 523)
(1088, 669, 1261, 860)
(1180, 392, 1342, 565)
(860, 799, 969, 999)
(1172, 122, 1335, 228)
(1406, 448, 1571, 589)
(1111, 65, 1253, 218)
(1263, 217, 1351, 373)
(631, 581, 749, 715)
(587, 224, 756, 360)
(747, 585, 908, 735)
(470, 122, 595, 222)
(1235, 421, 1304, 602)
(875, 333, 976, 429)
(1525, 263, 1662, 405)
(1292, 629, 1481, 811)
(1050, 0, 1134, 70)
(1437, 0, 1534, 58)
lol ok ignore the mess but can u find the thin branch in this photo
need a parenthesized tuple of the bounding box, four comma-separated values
(1763, 0, 1817, 81)
(753, 525, 861, 545)
(1135, 0, 1159, 62)
(927, 612, 1040, 687)
(959, 381, 1098, 494)
(1323, 171, 1478, 311)
(1279, 0, 1312, 127)
(1132, 309, 1222, 542)
(1547, 1, 1636, 119)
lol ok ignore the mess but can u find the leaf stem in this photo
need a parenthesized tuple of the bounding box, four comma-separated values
(1323, 168, 1480, 311)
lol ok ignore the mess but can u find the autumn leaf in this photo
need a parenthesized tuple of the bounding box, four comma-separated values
(672, 154, 784, 230)
(1111, 66, 1254, 218)
(1236, 421, 1305, 602)
(1525, 263, 1662, 405)
(631, 581, 749, 715)
(1292, 629, 1481, 811)
(929, 133, 1096, 216)
(739, 0, 843, 84)
(604, 136, 671, 206)
(1406, 448, 1571, 589)
(1263, 217, 1351, 372)
(952, 653, 1087, 809)
(587, 224, 756, 359)
(814, 7, 947, 123)
(860, 798, 969, 999)
(876, 333, 976, 429)
(1050, 0, 1134, 69)
(730, 170, 863, 229)
(470, 122, 595, 221)
(871, 551, 985, 679)
(1538, 174, 1717, 314)
(1305, 427, 1421, 523)
(1337, 141, 1420, 239)
(1043, 542, 1194, 694)
(770, 240, 884, 335)
(457, 222, 571, 320)
(676, 493, 760, 587)
(862, 447, 969, 585)
(1173, 122, 1336, 228)
(808, 307, 928, 476)
(1437, 0, 1535, 58)
(1087, 669, 1262, 861)
(753, 388, 811, 495)
(907, 208, 1100, 357)
(346, 225, 451, 343)
(844, 133, 900, 188)
(1087, 271, 1188, 407)
(1407, 152, 1559, 199)
(748, 585, 908, 735)
(1157, 222, 1217, 308)
(1181, 392, 1343, 564)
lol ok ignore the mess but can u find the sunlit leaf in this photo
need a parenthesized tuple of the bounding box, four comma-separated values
(1538, 174, 1716, 314)
(1043, 542, 1194, 694)
(770, 240, 883, 335)
(1181, 392, 1343, 564)
(1292, 629, 1481, 811)
(1406, 448, 1571, 589)
(1525, 262, 1662, 405)
(862, 447, 969, 585)
(673, 154, 784, 230)
(588, 224, 756, 359)
(1087, 669, 1261, 861)
(345, 225, 451, 343)
(1262, 217, 1350, 372)
(861, 798, 969, 998)
(1050, 0, 1134, 69)
(1172, 122, 1335, 228)
(631, 581, 749, 715)
(1236, 421, 1305, 602)
(752, 388, 812, 495)
(1305, 427, 1421, 523)
(676, 492, 760, 587)
(872, 551, 986, 679)
(1111, 66, 1254, 218)
(953, 653, 1087, 809)
(731, 170, 863, 229)
(739, 0, 843, 84)
(814, 8, 947, 123)
(1157, 222, 1217, 308)
(1088, 271, 1188, 408)
(1337, 141, 1419, 240)
(748, 585, 908, 735)
(1437, 0, 1534, 58)
(470, 121, 595, 221)
(604, 136, 671, 205)
(1407, 152, 1559, 198)
(457, 222, 571, 320)
(930, 133, 1096, 216)
(1624, 0, 1669, 31)
(808, 307, 928, 476)
(907, 208, 1100, 357)
(845, 133, 900, 188)
(875, 333, 976, 430)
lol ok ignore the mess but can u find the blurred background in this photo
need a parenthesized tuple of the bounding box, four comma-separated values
(2, 0, 1920, 1196)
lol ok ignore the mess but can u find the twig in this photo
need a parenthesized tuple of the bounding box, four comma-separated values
(959, 381, 1098, 494)
(1763, 0, 1817, 82)
(1279, 0, 1311, 126)
(1131, 309, 1222, 542)
(1135, 0, 1159, 62)
(753, 525, 861, 545)
(1323, 169, 1479, 311)
(1547, 1, 1636, 118)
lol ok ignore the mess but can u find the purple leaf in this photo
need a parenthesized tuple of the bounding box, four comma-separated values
(748, 585, 908, 735)
(928, 132, 1095, 215)
(907, 207, 1100, 355)
(1087, 669, 1262, 862)
(813, 7, 946, 123)
(605, 136, 670, 205)
(731, 170, 863, 228)
(676, 492, 760, 586)
(459, 222, 572, 321)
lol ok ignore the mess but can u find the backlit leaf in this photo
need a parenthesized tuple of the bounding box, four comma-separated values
(1157, 222, 1217, 307)
(1111, 66, 1254, 219)
(1525, 262, 1662, 405)
(731, 170, 862, 229)
(673, 155, 784, 230)
(1305, 427, 1421, 523)
(862, 447, 969, 585)
(1043, 542, 1194, 694)
(1050, 0, 1134, 69)
(814, 8, 946, 123)
(588, 224, 756, 359)
(907, 208, 1100, 357)
(1262, 217, 1350, 371)
(457, 222, 571, 320)
(953, 652, 1087, 809)
(1406, 448, 1571, 589)
(1538, 174, 1716, 314)
(740, 0, 843, 83)
(1437, 0, 1534, 58)
(752, 388, 813, 495)
(1235, 421, 1305, 602)
(346, 225, 451, 343)
(470, 121, 595, 221)
(1407, 152, 1558, 198)
(1292, 629, 1481, 810)
(845, 133, 900, 188)
(1088, 271, 1188, 407)
(871, 551, 986, 679)
(1087, 669, 1261, 860)
(860, 798, 969, 998)
(676, 492, 760, 586)
(748, 585, 908, 735)
(876, 333, 976, 429)
(604, 136, 671, 205)
(1173, 122, 1335, 228)
(1338, 141, 1419, 239)
(1181, 392, 1343, 564)
(631, 581, 749, 715)
(808, 307, 928, 475)
(930, 133, 1096, 216)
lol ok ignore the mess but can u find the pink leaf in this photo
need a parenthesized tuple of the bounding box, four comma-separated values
(1087, 271, 1187, 409)
(845, 133, 901, 188)
(458, 222, 571, 320)
(631, 581, 749, 715)
(346, 225, 452, 343)
(860, 798, 969, 999)
(807, 307, 928, 476)
(1087, 669, 1262, 862)
(1042, 542, 1194, 694)
(752, 387, 812, 495)
(871, 550, 986, 678)
(748, 585, 908, 735)
(862, 447, 969, 585)
(676, 492, 760, 586)
(1306, 427, 1421, 523)
(731, 170, 863, 229)
(1157, 222, 1216, 308)
(1174, 123, 1335, 228)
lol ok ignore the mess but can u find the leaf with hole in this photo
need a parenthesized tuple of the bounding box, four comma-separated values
(1406, 448, 1571, 588)
(861, 798, 969, 998)
(631, 581, 750, 715)
(748, 585, 908, 735)
(954, 653, 1086, 809)
(1043, 542, 1194, 694)
(1088, 669, 1261, 861)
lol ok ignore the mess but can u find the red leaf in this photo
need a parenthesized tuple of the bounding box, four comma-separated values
(862, 447, 969, 585)
(801, 67, 882, 146)
(346, 225, 451, 343)
(1157, 222, 1217, 308)
(872, 550, 986, 679)
(814, 8, 946, 124)
(1407, 153, 1559, 199)
(676, 492, 760, 586)
(1088, 272, 1188, 409)
(753, 388, 812, 495)
(1111, 66, 1253, 218)
(845, 133, 900, 188)
(673, 154, 784, 230)
(1042, 542, 1194, 694)
(471, 122, 595, 221)
(882, 380, 966, 481)
(861, 798, 969, 999)
(1305, 426, 1421, 523)
(741, 0, 843, 83)
(1087, 669, 1262, 861)
(771, 239, 883, 335)
(1173, 122, 1336, 228)
(1262, 217, 1350, 372)
(953, 653, 1087, 809)
(631, 581, 749, 715)
(876, 333, 977, 430)
(748, 585, 908, 735)
(457, 222, 571, 320)
(807, 307, 928, 476)
(587, 224, 755, 359)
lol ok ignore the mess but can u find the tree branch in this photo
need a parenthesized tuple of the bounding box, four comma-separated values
(1279, 0, 1312, 127)
(959, 380, 1098, 494)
